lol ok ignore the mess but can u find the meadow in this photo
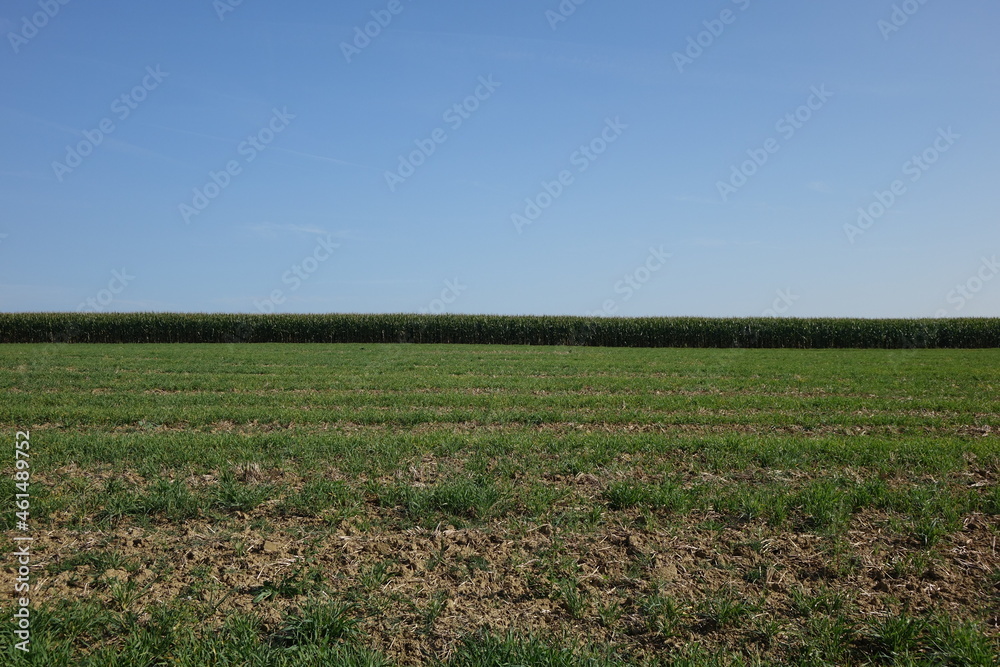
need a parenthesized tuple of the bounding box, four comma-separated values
(2, 343, 999, 665)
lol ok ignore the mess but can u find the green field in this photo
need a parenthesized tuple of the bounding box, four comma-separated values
(3, 344, 1000, 665)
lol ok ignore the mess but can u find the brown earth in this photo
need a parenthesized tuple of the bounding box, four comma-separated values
(24, 418, 1000, 439)
(8, 506, 1000, 664)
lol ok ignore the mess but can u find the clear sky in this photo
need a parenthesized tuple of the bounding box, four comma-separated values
(1, 0, 998, 318)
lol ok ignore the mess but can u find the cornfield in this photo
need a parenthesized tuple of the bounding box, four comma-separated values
(1, 313, 998, 348)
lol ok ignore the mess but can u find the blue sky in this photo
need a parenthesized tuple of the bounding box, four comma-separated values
(1, 0, 998, 318)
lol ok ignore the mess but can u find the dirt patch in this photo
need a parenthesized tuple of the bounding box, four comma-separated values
(38, 418, 996, 439)
(9, 508, 999, 665)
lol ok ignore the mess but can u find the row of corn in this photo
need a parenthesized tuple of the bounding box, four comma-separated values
(1, 313, 998, 348)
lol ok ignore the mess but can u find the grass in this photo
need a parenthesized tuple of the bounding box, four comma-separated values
(1, 601, 997, 666)
(2, 343, 999, 664)
(271, 598, 359, 647)
(278, 478, 357, 518)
